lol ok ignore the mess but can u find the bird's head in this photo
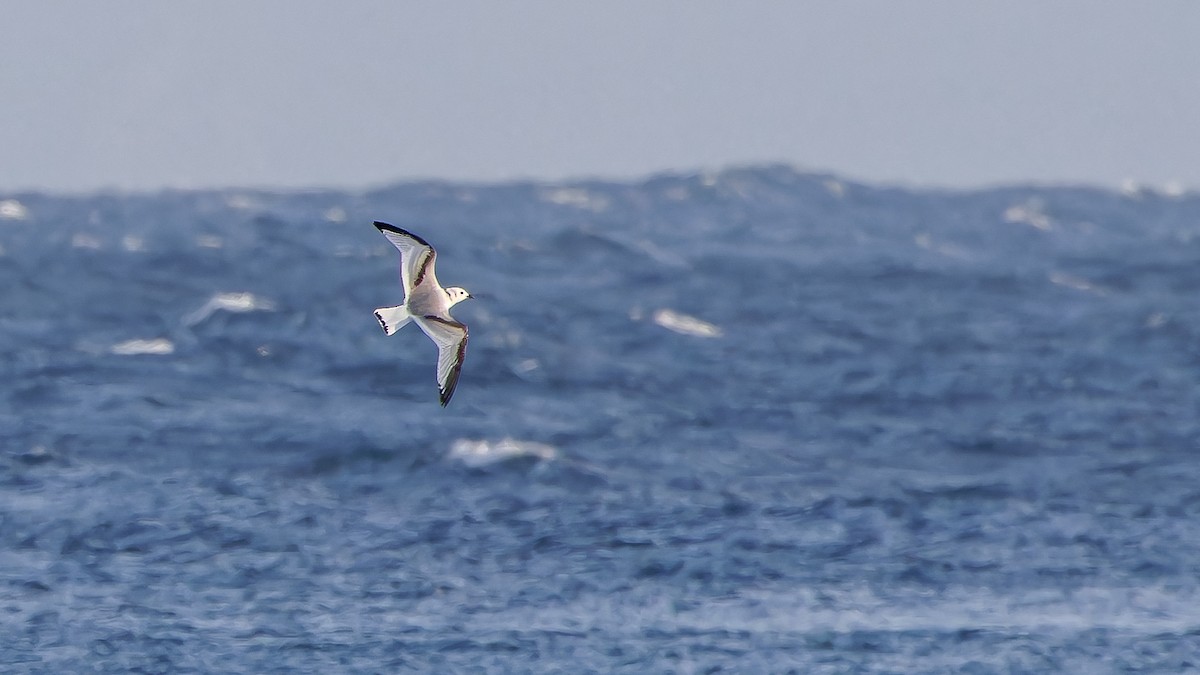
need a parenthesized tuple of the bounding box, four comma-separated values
(446, 286, 473, 307)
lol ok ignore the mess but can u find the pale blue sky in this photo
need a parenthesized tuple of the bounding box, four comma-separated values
(2, 2, 1198, 193)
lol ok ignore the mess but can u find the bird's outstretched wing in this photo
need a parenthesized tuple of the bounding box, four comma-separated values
(415, 315, 469, 407)
(375, 221, 437, 292)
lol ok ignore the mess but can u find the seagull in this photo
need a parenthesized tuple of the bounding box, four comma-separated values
(373, 221, 473, 406)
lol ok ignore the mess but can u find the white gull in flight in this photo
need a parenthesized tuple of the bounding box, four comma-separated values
(373, 221, 473, 406)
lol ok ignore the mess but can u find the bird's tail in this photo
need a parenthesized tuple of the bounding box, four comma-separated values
(374, 305, 411, 335)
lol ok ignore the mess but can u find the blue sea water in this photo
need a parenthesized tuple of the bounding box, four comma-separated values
(2, 165, 1200, 672)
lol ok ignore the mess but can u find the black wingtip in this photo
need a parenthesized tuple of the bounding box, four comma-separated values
(439, 383, 457, 407)
(374, 221, 432, 247)
(438, 355, 464, 408)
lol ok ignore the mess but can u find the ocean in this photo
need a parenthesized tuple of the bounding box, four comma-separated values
(2, 165, 1199, 672)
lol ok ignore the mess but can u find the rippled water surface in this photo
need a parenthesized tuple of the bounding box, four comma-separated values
(3, 167, 1200, 672)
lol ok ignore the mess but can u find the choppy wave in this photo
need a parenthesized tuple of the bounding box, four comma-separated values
(2, 165, 1200, 671)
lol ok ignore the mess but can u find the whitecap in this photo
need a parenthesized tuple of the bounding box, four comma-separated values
(71, 233, 102, 249)
(512, 358, 539, 375)
(0, 199, 28, 220)
(447, 438, 557, 468)
(184, 291, 276, 326)
(539, 187, 610, 212)
(652, 308, 722, 338)
(1049, 271, 1105, 295)
(1003, 200, 1053, 231)
(111, 338, 175, 356)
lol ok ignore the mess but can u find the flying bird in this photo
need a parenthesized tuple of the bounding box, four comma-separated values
(373, 221, 472, 406)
